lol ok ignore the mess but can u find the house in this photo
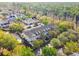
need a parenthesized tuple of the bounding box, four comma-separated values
(0, 20, 9, 29)
(21, 18, 44, 29)
(21, 24, 55, 42)
(21, 18, 39, 25)
(7, 14, 16, 21)
(12, 33, 22, 43)
(0, 13, 17, 29)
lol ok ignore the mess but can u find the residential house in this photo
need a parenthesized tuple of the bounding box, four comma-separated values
(21, 24, 55, 42)
(0, 20, 9, 29)
(21, 18, 44, 29)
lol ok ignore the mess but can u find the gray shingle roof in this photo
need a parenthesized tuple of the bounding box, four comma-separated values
(22, 18, 39, 25)
(22, 24, 54, 41)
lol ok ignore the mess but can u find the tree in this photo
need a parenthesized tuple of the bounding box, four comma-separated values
(16, 18, 21, 21)
(58, 31, 77, 43)
(26, 13, 33, 18)
(64, 41, 79, 55)
(48, 29, 60, 38)
(9, 22, 24, 33)
(12, 45, 35, 56)
(50, 38, 61, 48)
(32, 40, 44, 49)
(58, 21, 73, 32)
(0, 30, 18, 50)
(42, 46, 57, 56)
(68, 33, 76, 41)
(39, 16, 51, 25)
(21, 5, 28, 15)
(58, 32, 69, 44)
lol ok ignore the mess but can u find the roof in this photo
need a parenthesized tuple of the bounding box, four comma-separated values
(12, 33, 22, 43)
(22, 18, 39, 25)
(22, 24, 54, 41)
(0, 20, 9, 24)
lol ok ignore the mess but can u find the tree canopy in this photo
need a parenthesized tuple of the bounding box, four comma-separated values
(0, 30, 18, 50)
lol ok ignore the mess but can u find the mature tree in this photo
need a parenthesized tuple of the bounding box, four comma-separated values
(58, 32, 69, 44)
(0, 30, 18, 50)
(48, 29, 60, 38)
(58, 31, 77, 43)
(9, 22, 24, 33)
(64, 41, 79, 55)
(58, 21, 73, 32)
(42, 46, 57, 56)
(12, 45, 35, 56)
(50, 38, 61, 48)
(68, 33, 76, 41)
(39, 16, 51, 25)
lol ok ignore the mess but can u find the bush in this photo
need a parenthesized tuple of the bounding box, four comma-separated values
(42, 46, 57, 56)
